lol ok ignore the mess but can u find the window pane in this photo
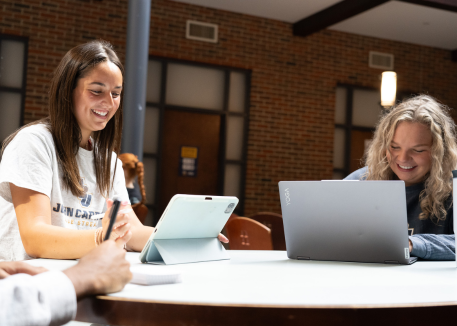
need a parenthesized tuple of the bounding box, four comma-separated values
(335, 87, 346, 124)
(144, 209, 154, 227)
(142, 158, 157, 205)
(228, 71, 246, 113)
(223, 164, 241, 197)
(0, 40, 25, 88)
(166, 63, 224, 110)
(350, 130, 372, 173)
(0, 92, 21, 140)
(146, 60, 161, 103)
(352, 89, 382, 127)
(333, 127, 345, 169)
(143, 106, 160, 154)
(225, 116, 244, 161)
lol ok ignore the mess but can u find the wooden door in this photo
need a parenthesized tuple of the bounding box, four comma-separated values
(159, 110, 221, 215)
(350, 130, 373, 173)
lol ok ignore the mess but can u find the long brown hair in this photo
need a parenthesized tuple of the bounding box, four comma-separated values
(2, 40, 124, 197)
(118, 153, 146, 205)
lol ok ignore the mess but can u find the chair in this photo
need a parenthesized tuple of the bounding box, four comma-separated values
(249, 212, 286, 250)
(132, 203, 148, 225)
(225, 217, 273, 250)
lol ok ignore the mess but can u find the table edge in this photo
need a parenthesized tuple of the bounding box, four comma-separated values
(94, 295, 457, 309)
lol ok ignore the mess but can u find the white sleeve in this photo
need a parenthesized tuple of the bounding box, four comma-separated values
(0, 130, 53, 202)
(111, 157, 130, 204)
(0, 271, 77, 326)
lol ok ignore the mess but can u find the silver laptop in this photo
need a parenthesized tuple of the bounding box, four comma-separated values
(278, 180, 417, 265)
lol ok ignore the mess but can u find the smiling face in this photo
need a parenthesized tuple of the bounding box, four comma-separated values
(386, 121, 433, 186)
(72, 60, 123, 142)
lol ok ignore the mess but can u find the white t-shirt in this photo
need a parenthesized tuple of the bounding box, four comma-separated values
(0, 124, 129, 261)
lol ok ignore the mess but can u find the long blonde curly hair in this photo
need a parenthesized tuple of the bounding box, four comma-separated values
(364, 95, 457, 224)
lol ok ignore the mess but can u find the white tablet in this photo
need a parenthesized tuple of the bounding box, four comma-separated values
(139, 194, 238, 264)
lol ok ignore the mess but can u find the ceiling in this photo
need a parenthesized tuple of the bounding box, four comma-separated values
(171, 0, 457, 50)
(171, 0, 343, 23)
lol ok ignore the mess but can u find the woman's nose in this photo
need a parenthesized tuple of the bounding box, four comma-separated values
(101, 92, 115, 107)
(397, 150, 410, 162)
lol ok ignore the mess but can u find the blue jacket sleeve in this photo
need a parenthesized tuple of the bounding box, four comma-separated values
(410, 234, 455, 261)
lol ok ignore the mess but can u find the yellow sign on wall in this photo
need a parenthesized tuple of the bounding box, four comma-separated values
(180, 146, 198, 177)
(181, 146, 198, 159)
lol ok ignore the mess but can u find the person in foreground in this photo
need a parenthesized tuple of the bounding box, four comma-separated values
(0, 240, 132, 326)
(345, 95, 456, 260)
(0, 40, 228, 261)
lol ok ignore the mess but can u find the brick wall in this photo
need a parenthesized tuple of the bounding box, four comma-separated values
(2, 0, 457, 215)
(1, 0, 128, 122)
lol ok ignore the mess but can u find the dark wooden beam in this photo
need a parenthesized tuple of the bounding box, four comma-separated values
(398, 0, 457, 12)
(293, 0, 390, 38)
(452, 49, 457, 62)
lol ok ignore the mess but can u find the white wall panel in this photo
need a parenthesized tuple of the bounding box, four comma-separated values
(143, 107, 160, 154)
(226, 116, 244, 161)
(223, 164, 241, 197)
(166, 63, 224, 110)
(352, 89, 381, 127)
(333, 127, 345, 169)
(146, 60, 161, 103)
(334, 87, 347, 124)
(0, 40, 24, 88)
(143, 158, 157, 205)
(228, 71, 246, 113)
(0, 92, 21, 140)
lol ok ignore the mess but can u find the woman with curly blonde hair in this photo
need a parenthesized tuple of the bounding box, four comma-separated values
(345, 95, 457, 260)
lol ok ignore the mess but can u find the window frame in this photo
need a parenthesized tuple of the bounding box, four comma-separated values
(0, 34, 29, 135)
(333, 84, 409, 178)
(144, 56, 251, 225)
(333, 84, 379, 178)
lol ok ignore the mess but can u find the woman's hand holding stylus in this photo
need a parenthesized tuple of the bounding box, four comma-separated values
(102, 199, 132, 247)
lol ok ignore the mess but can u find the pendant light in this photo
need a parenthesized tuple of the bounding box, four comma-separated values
(381, 71, 397, 108)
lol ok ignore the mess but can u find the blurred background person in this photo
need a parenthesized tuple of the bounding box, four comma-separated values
(119, 153, 148, 224)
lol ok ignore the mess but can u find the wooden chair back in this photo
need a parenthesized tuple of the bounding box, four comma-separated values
(132, 203, 148, 225)
(249, 212, 286, 250)
(225, 217, 273, 250)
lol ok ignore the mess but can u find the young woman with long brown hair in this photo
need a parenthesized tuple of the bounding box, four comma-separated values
(0, 40, 156, 260)
(345, 95, 456, 260)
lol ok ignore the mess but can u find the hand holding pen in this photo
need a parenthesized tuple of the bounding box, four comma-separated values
(101, 199, 132, 248)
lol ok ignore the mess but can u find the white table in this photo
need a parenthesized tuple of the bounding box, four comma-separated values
(27, 251, 457, 325)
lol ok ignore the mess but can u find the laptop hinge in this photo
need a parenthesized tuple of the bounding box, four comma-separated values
(384, 260, 399, 264)
(297, 256, 310, 260)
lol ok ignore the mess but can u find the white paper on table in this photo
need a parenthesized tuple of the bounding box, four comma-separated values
(130, 264, 182, 286)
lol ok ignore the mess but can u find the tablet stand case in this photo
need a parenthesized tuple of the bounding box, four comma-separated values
(140, 237, 230, 265)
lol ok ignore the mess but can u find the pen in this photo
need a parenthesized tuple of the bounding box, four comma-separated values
(104, 199, 121, 241)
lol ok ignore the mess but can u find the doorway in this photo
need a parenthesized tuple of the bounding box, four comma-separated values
(333, 86, 381, 179)
(159, 110, 221, 214)
(350, 130, 373, 172)
(143, 58, 251, 226)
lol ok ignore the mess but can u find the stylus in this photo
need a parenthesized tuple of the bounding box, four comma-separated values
(104, 199, 121, 241)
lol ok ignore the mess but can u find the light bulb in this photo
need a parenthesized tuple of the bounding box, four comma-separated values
(381, 71, 397, 108)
